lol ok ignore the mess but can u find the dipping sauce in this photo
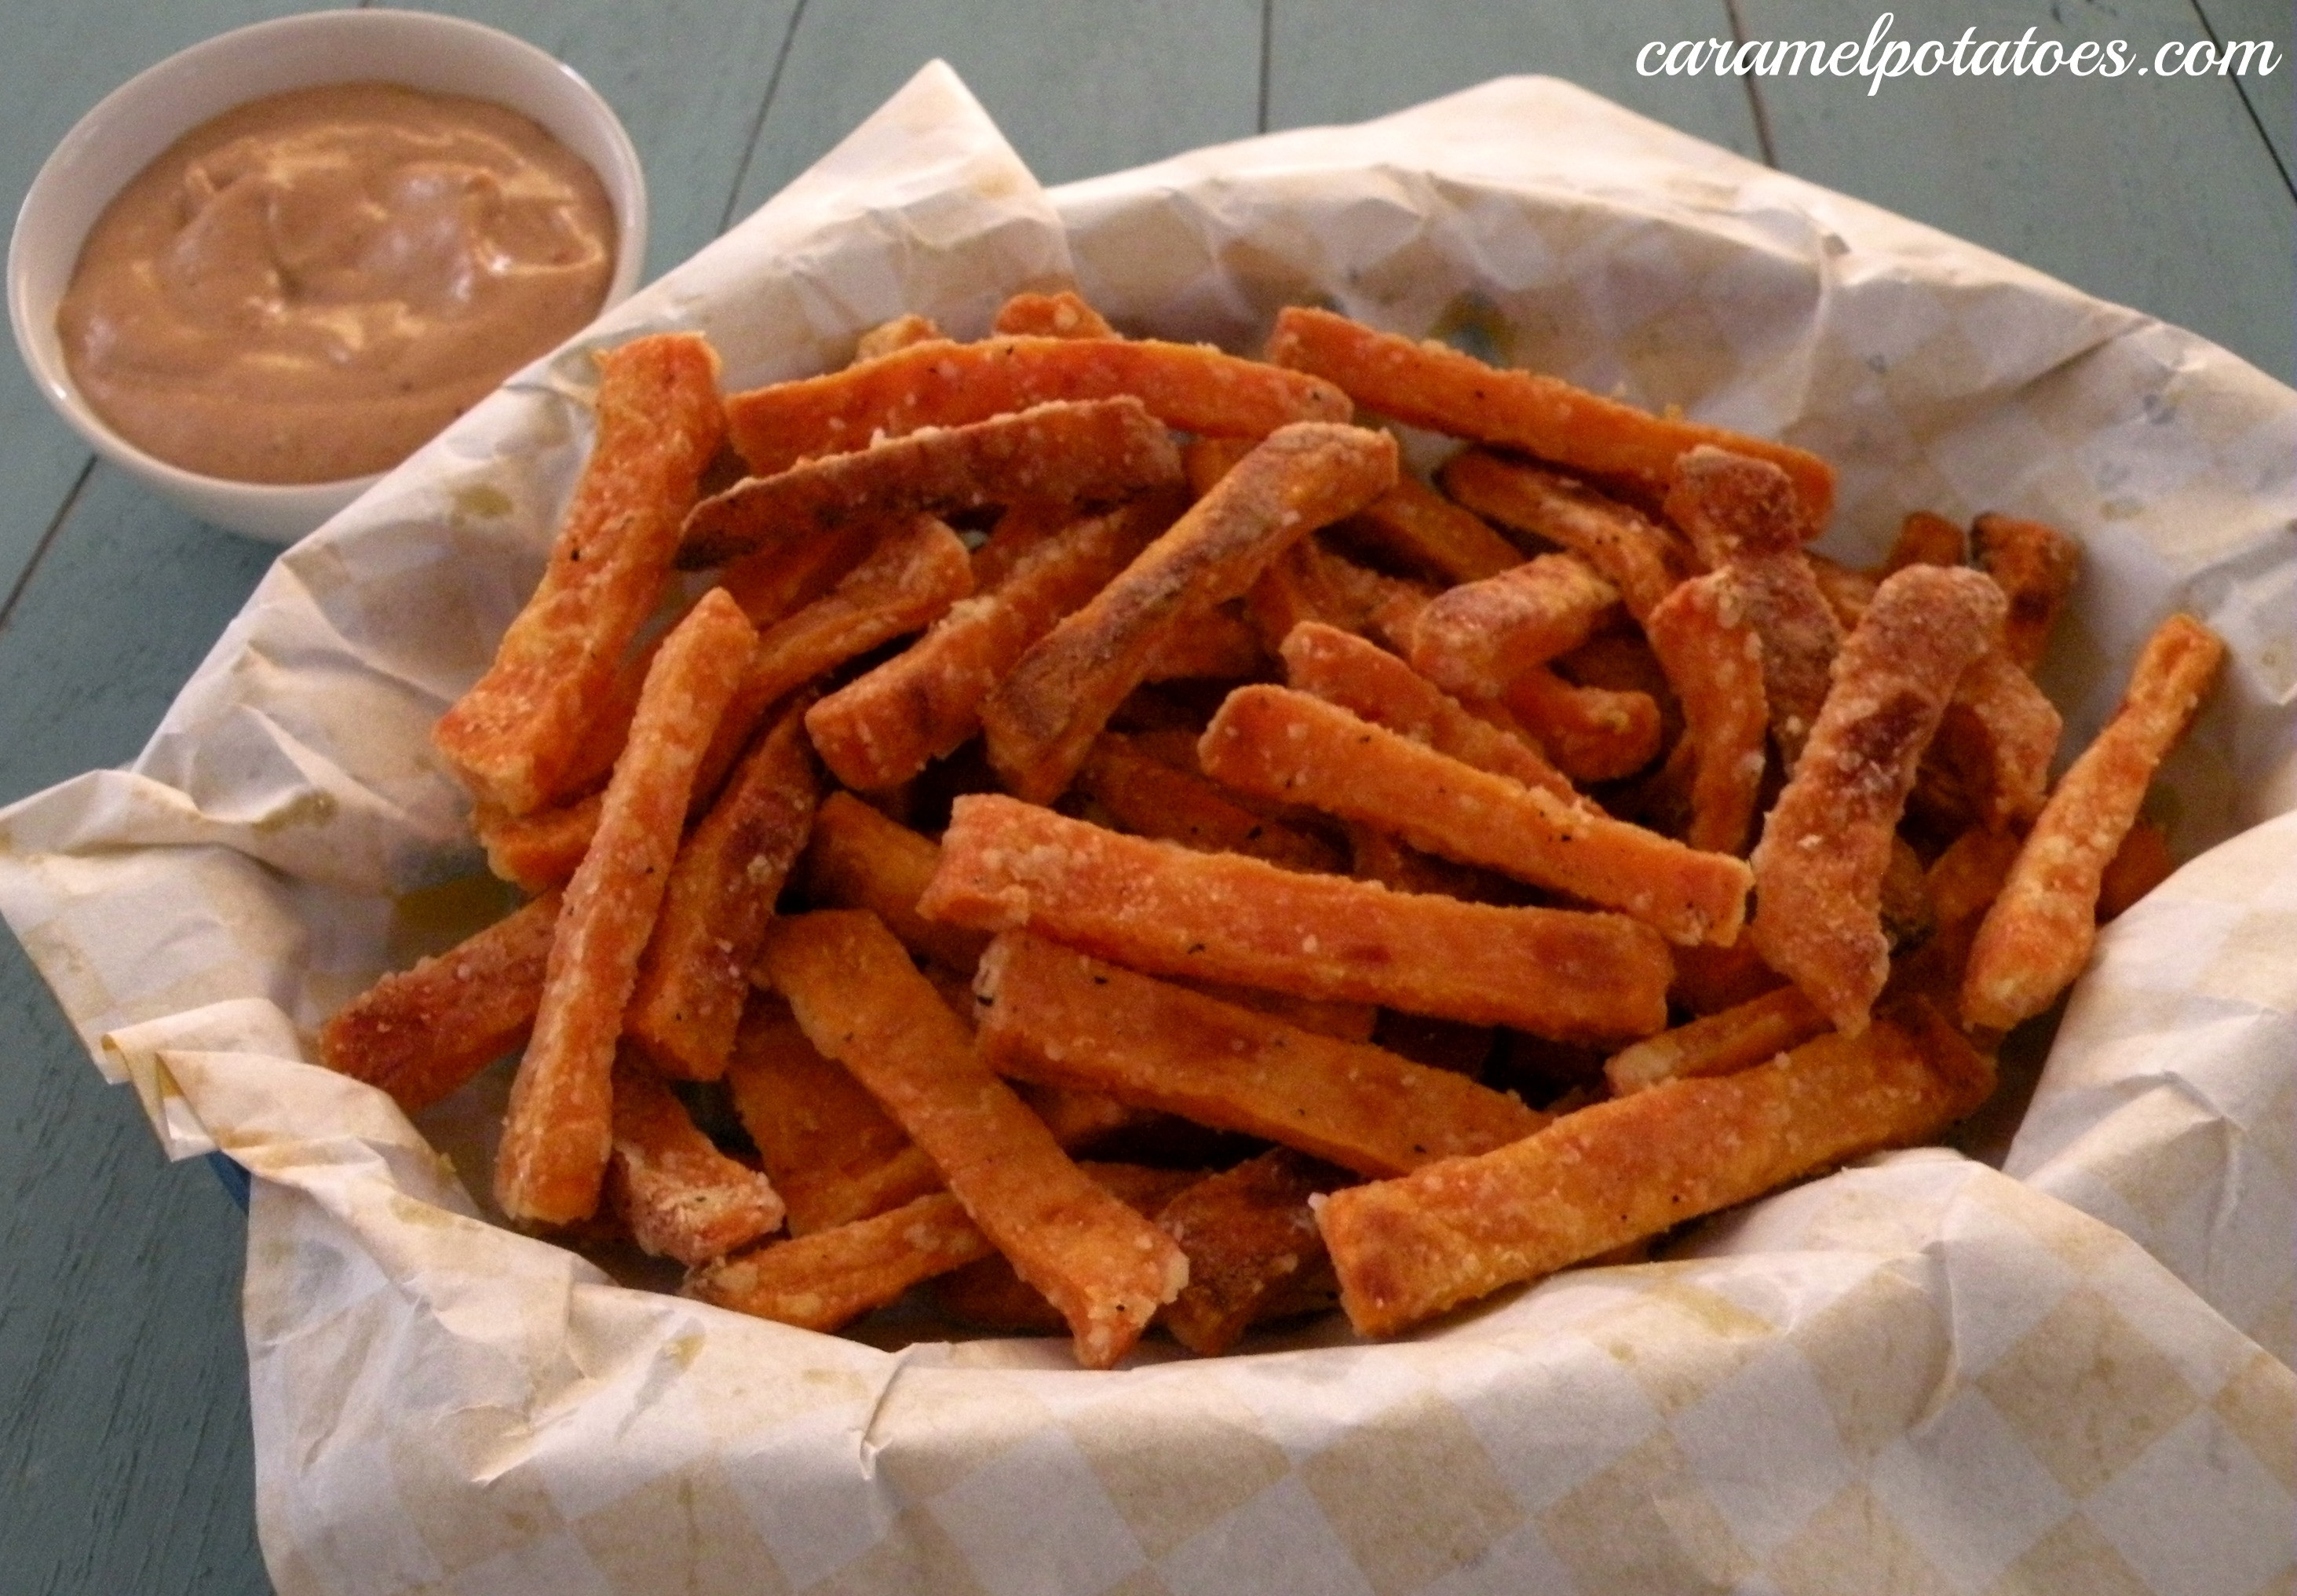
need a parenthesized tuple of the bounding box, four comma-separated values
(57, 82, 616, 484)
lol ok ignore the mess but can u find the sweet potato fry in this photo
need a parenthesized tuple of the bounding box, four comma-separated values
(1244, 533, 1428, 651)
(1973, 513, 2080, 671)
(1435, 450, 1685, 619)
(715, 515, 886, 627)
(320, 888, 562, 1112)
(725, 335, 1347, 477)
(1602, 984, 1830, 1096)
(475, 796, 601, 893)
(991, 290, 1116, 340)
(1664, 446, 1843, 766)
(2098, 820, 2175, 922)
(1320, 999, 1992, 1335)
(1963, 614, 2225, 1031)
(1879, 510, 1967, 576)
(921, 794, 1672, 1039)
(1926, 647, 2062, 830)
(982, 422, 1398, 802)
(1643, 571, 1769, 855)
(626, 698, 820, 1081)
(1265, 307, 1835, 528)
(1183, 434, 1258, 499)
(803, 497, 1171, 791)
(1494, 667, 1664, 783)
(1141, 601, 1269, 682)
(725, 995, 944, 1236)
(927, 1164, 1212, 1333)
(1332, 474, 1523, 583)
(496, 588, 758, 1227)
(687, 1191, 994, 1331)
(608, 1058, 786, 1265)
(1200, 685, 1751, 946)
(853, 314, 945, 360)
(761, 911, 1189, 1368)
(434, 334, 725, 815)
(1404, 554, 1620, 696)
(1280, 621, 1573, 800)
(799, 791, 991, 973)
(1075, 730, 1342, 872)
(973, 932, 1546, 1177)
(1807, 553, 1879, 631)
(1749, 565, 2005, 1034)
(680, 398, 1183, 569)
(1156, 1149, 1353, 1355)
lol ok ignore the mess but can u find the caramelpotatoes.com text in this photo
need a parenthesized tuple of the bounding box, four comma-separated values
(1637, 11, 2284, 95)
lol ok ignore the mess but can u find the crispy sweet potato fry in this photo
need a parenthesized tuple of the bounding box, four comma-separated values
(1927, 647, 2062, 830)
(1333, 474, 1523, 584)
(1963, 614, 2225, 1030)
(1075, 730, 1342, 872)
(1201, 685, 1751, 946)
(476, 796, 601, 893)
(681, 398, 1183, 569)
(930, 1163, 1211, 1333)
(1183, 434, 1258, 499)
(1404, 554, 1620, 696)
(1320, 1000, 1993, 1335)
(982, 422, 1398, 802)
(799, 791, 991, 972)
(496, 588, 758, 1227)
(1435, 450, 1685, 619)
(1602, 984, 1831, 1096)
(434, 334, 725, 816)
(2098, 820, 2175, 922)
(1880, 510, 1967, 576)
(1644, 571, 1770, 855)
(853, 314, 945, 360)
(1748, 566, 2005, 1034)
(921, 794, 1672, 1039)
(1664, 446, 1843, 767)
(1973, 513, 2081, 671)
(626, 698, 820, 1081)
(608, 1059, 786, 1265)
(991, 290, 1117, 340)
(725, 335, 1347, 477)
(1156, 1149, 1353, 1355)
(320, 889, 562, 1112)
(973, 933, 1546, 1177)
(1244, 533, 1428, 651)
(761, 911, 1189, 1368)
(688, 1191, 995, 1331)
(1493, 667, 1664, 783)
(1280, 621, 1574, 800)
(715, 515, 886, 627)
(1266, 307, 1835, 528)
(1141, 601, 1269, 682)
(803, 497, 1171, 791)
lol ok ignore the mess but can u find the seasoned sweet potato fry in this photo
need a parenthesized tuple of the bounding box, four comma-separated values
(1879, 510, 1967, 576)
(973, 933, 1546, 1177)
(853, 314, 944, 360)
(1436, 450, 1685, 619)
(921, 794, 1672, 1039)
(1963, 614, 2225, 1030)
(1664, 446, 1842, 766)
(1926, 647, 2062, 830)
(320, 888, 561, 1112)
(1075, 731, 1342, 872)
(1156, 1149, 1353, 1356)
(496, 589, 758, 1227)
(680, 398, 1182, 569)
(1749, 566, 2005, 1035)
(1494, 667, 1664, 783)
(715, 515, 886, 627)
(1183, 434, 1258, 499)
(930, 1164, 1211, 1332)
(991, 290, 1117, 340)
(1280, 622, 1571, 798)
(1404, 554, 1619, 696)
(1973, 513, 2081, 671)
(476, 796, 601, 893)
(799, 792, 991, 973)
(1244, 534, 1426, 650)
(1141, 601, 1269, 682)
(688, 1191, 995, 1331)
(1602, 984, 1830, 1096)
(725, 334, 1346, 477)
(761, 911, 1189, 1368)
(2098, 820, 2175, 922)
(1266, 307, 1835, 528)
(434, 334, 725, 816)
(626, 698, 819, 1081)
(803, 497, 1171, 791)
(1201, 685, 1750, 945)
(1320, 1001, 1992, 1336)
(608, 1059, 785, 1265)
(1643, 572, 1769, 855)
(1333, 474, 1523, 584)
(982, 422, 1398, 802)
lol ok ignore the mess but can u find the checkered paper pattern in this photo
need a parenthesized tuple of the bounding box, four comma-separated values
(2, 63, 2292, 1595)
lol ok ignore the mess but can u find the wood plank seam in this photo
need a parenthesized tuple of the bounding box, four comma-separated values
(0, 457, 93, 643)
(717, 0, 816, 236)
(1725, 0, 1782, 167)
(2186, 0, 2295, 198)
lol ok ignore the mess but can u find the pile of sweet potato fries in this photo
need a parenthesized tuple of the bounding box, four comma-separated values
(321, 291, 2223, 1367)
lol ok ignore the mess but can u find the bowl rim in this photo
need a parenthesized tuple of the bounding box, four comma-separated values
(5, 6, 651, 526)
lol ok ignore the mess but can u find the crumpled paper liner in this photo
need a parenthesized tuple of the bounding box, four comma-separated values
(1, 61, 2291, 1594)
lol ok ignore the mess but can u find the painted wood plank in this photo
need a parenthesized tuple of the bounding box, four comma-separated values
(0, 1, 315, 646)
(1266, 0, 1764, 158)
(411, 0, 806, 283)
(2192, 0, 2295, 179)
(1741, 0, 2297, 384)
(729, 0, 1264, 224)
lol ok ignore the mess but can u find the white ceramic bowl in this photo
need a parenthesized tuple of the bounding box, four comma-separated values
(7, 9, 648, 545)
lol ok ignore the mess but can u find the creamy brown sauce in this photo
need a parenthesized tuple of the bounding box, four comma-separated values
(58, 82, 617, 484)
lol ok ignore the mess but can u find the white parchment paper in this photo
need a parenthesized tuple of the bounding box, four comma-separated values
(2, 63, 2291, 1595)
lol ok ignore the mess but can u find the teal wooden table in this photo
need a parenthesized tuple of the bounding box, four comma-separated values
(1, 2, 2287, 1590)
